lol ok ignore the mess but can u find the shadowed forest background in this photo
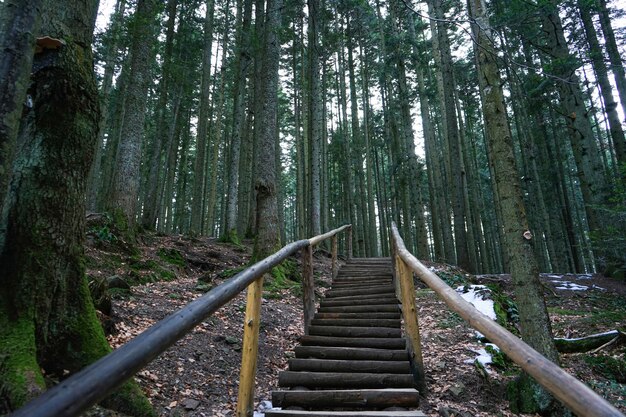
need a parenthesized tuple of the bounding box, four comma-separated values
(0, 0, 625, 415)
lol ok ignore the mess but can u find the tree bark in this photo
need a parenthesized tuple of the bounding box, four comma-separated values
(0, 1, 152, 414)
(253, 0, 283, 260)
(468, 0, 560, 412)
(0, 0, 41, 214)
(110, 0, 160, 235)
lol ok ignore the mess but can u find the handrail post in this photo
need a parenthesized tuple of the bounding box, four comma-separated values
(236, 276, 265, 417)
(331, 234, 338, 279)
(395, 253, 426, 393)
(301, 245, 315, 335)
(347, 226, 353, 260)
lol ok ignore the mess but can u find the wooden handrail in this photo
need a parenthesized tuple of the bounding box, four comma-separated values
(391, 222, 624, 417)
(11, 225, 351, 417)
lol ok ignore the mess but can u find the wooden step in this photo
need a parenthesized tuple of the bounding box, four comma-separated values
(300, 336, 406, 349)
(326, 286, 396, 298)
(320, 298, 398, 308)
(334, 275, 392, 281)
(309, 326, 401, 338)
(294, 346, 409, 361)
(314, 312, 400, 320)
(278, 371, 416, 388)
(318, 305, 400, 313)
(288, 358, 411, 373)
(266, 411, 425, 417)
(330, 281, 393, 289)
(272, 388, 420, 409)
(310, 318, 400, 328)
(322, 293, 398, 302)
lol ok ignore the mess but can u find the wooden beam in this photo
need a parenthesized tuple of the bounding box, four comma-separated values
(236, 276, 264, 417)
(302, 245, 315, 335)
(332, 234, 338, 279)
(395, 256, 425, 393)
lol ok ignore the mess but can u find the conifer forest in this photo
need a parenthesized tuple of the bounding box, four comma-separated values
(0, 0, 625, 416)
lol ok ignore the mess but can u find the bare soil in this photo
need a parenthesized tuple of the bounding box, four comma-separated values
(84, 233, 626, 417)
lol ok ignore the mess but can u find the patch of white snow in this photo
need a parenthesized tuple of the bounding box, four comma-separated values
(455, 285, 497, 320)
(554, 281, 589, 291)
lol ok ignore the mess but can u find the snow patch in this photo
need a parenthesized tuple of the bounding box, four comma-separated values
(553, 281, 589, 291)
(455, 285, 497, 320)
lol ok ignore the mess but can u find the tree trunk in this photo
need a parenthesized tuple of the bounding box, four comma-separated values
(110, 0, 159, 236)
(224, 0, 252, 241)
(190, 0, 215, 235)
(140, 0, 178, 229)
(0, 0, 41, 213)
(308, 0, 322, 237)
(541, 3, 607, 239)
(252, 0, 282, 260)
(468, 0, 560, 412)
(0, 1, 152, 414)
(578, 0, 625, 165)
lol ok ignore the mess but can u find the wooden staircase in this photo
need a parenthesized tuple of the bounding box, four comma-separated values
(266, 258, 424, 417)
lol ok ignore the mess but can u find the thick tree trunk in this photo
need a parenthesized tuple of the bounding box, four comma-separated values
(252, 0, 282, 261)
(468, 0, 560, 412)
(0, 1, 152, 414)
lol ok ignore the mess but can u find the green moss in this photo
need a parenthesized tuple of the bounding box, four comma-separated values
(584, 355, 626, 382)
(507, 374, 554, 414)
(218, 266, 246, 279)
(100, 380, 156, 417)
(547, 307, 585, 316)
(220, 228, 242, 245)
(415, 289, 435, 298)
(156, 248, 185, 267)
(0, 312, 45, 411)
(264, 260, 302, 298)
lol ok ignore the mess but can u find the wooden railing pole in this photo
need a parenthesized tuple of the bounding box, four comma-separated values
(236, 276, 265, 417)
(331, 235, 338, 279)
(347, 226, 353, 260)
(302, 245, 315, 335)
(395, 254, 426, 393)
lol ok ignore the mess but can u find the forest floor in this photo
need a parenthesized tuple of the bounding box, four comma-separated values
(84, 231, 626, 417)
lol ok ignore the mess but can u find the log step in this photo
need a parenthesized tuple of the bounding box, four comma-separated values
(310, 318, 400, 328)
(272, 389, 420, 409)
(300, 336, 406, 349)
(278, 371, 416, 388)
(318, 305, 400, 313)
(326, 286, 396, 298)
(265, 409, 425, 417)
(322, 293, 398, 302)
(309, 326, 402, 338)
(314, 312, 401, 320)
(294, 346, 409, 361)
(320, 298, 398, 307)
(288, 358, 411, 373)
(330, 281, 393, 289)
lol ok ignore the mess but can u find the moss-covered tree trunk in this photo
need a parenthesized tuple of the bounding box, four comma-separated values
(0, 2, 152, 415)
(468, 0, 561, 413)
